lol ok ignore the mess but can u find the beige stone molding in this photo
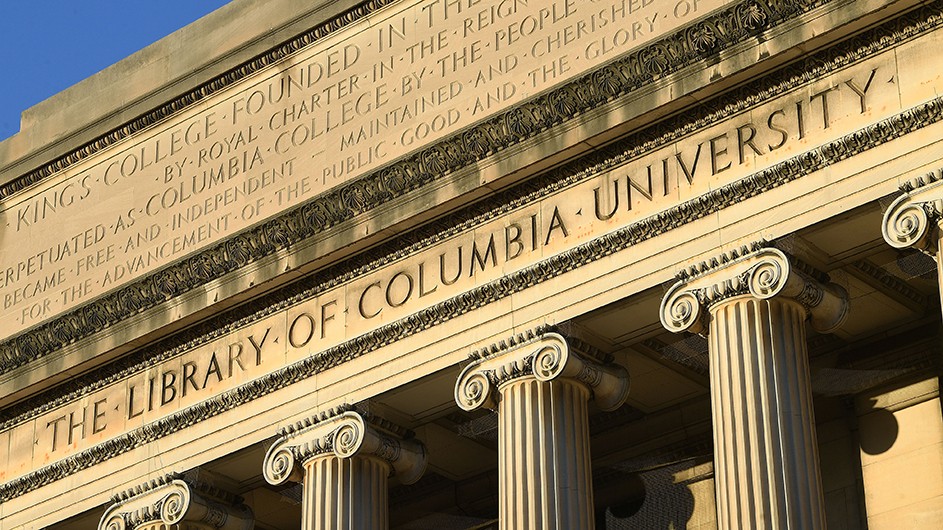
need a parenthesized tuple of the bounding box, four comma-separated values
(882, 169, 943, 254)
(98, 475, 253, 530)
(0, 0, 884, 378)
(454, 331, 629, 413)
(660, 243, 849, 336)
(11, 8, 943, 503)
(262, 406, 426, 487)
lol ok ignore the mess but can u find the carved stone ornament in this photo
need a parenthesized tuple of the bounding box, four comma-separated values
(454, 331, 629, 413)
(660, 242, 849, 335)
(11, 4, 943, 504)
(882, 169, 943, 254)
(98, 475, 253, 530)
(262, 407, 427, 487)
(0, 0, 858, 375)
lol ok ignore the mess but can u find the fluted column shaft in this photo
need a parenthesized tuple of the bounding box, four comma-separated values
(302, 455, 389, 530)
(455, 331, 629, 530)
(263, 407, 426, 530)
(935, 227, 943, 312)
(660, 244, 847, 530)
(498, 378, 594, 530)
(709, 295, 825, 530)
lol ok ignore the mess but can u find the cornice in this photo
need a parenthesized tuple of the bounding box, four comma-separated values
(3, 3, 943, 503)
(0, 0, 840, 371)
(0, 0, 398, 197)
(660, 243, 849, 335)
(3, 0, 942, 437)
(455, 331, 630, 412)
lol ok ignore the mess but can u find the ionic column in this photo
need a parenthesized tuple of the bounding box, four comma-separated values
(660, 243, 848, 530)
(454, 331, 629, 530)
(262, 406, 426, 530)
(99, 474, 254, 530)
(882, 171, 943, 310)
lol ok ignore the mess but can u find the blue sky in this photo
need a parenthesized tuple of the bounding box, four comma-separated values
(0, 0, 232, 142)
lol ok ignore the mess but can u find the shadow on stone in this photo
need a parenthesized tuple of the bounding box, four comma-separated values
(858, 398, 899, 456)
(600, 462, 698, 530)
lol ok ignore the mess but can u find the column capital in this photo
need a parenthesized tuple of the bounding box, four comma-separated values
(262, 406, 427, 487)
(660, 242, 848, 335)
(454, 329, 629, 413)
(98, 474, 253, 530)
(882, 170, 943, 254)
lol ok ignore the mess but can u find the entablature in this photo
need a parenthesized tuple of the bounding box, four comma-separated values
(0, 0, 922, 409)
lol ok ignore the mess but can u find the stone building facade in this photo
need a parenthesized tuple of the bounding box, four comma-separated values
(2, 0, 943, 528)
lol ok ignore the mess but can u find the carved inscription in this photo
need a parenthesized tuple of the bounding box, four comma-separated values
(35, 318, 278, 461)
(6, 57, 899, 470)
(0, 0, 731, 339)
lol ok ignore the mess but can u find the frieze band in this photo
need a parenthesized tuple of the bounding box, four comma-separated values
(2, 89, 943, 504)
(0, 0, 844, 371)
(3, 0, 829, 200)
(3, 4, 943, 504)
(0, 0, 931, 373)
